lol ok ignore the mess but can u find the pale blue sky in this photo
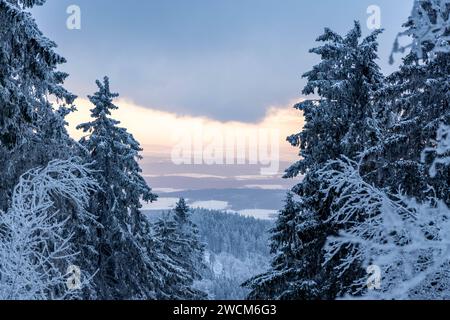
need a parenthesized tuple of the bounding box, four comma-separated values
(33, 0, 412, 122)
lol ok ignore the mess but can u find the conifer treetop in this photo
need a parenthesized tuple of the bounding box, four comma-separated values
(174, 198, 190, 224)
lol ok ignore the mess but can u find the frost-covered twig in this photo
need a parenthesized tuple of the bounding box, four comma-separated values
(0, 158, 97, 300)
(318, 156, 450, 299)
(422, 124, 450, 177)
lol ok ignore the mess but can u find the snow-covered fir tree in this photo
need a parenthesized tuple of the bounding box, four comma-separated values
(0, 0, 70, 150)
(172, 199, 207, 281)
(243, 193, 315, 299)
(0, 0, 77, 211)
(77, 76, 181, 300)
(285, 22, 384, 178)
(310, 0, 450, 299)
(154, 204, 207, 300)
(370, 0, 450, 200)
(246, 22, 385, 300)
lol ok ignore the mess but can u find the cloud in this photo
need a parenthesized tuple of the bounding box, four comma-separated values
(66, 98, 304, 164)
(34, 0, 411, 122)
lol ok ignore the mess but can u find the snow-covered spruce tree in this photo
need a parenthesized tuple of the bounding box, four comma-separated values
(301, 0, 450, 299)
(0, 159, 96, 300)
(77, 77, 176, 300)
(172, 199, 207, 282)
(154, 206, 207, 300)
(245, 22, 384, 300)
(371, 0, 450, 199)
(243, 193, 317, 299)
(0, 0, 77, 211)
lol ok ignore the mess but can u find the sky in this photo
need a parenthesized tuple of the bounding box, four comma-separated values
(33, 0, 412, 122)
(30, 1, 414, 212)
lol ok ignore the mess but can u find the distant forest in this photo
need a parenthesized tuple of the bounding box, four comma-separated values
(148, 209, 273, 300)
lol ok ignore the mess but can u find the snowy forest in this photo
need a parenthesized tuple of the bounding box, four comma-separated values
(0, 0, 450, 300)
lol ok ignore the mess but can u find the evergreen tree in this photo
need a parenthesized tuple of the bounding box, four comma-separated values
(301, 0, 450, 299)
(243, 193, 318, 299)
(78, 77, 165, 299)
(320, 0, 450, 298)
(246, 22, 384, 300)
(285, 22, 383, 179)
(172, 199, 207, 281)
(371, 0, 450, 202)
(154, 208, 207, 300)
(0, 0, 77, 211)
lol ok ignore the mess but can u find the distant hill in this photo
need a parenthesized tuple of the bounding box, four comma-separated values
(157, 188, 288, 211)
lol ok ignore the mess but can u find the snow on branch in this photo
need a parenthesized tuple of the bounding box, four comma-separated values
(391, 0, 450, 62)
(0, 158, 97, 300)
(318, 156, 450, 299)
(422, 124, 450, 177)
